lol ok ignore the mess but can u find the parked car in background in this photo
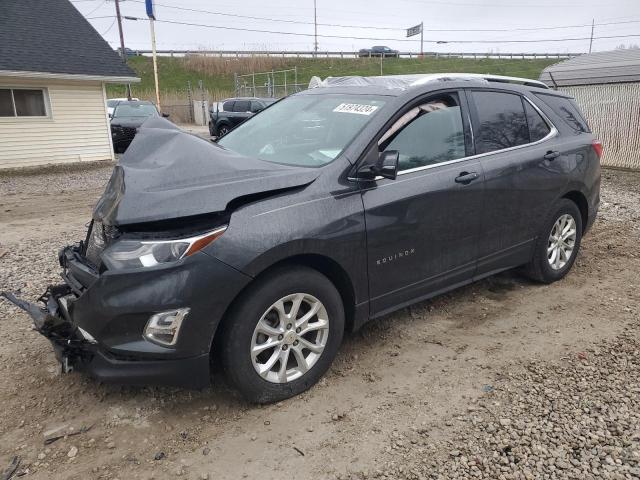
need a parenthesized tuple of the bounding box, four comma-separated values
(358, 46, 400, 57)
(209, 97, 277, 137)
(110, 100, 167, 153)
(116, 47, 139, 58)
(107, 97, 139, 116)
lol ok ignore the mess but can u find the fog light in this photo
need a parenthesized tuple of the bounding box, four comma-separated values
(144, 308, 190, 347)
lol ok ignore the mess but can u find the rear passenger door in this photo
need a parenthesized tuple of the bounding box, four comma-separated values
(466, 89, 565, 276)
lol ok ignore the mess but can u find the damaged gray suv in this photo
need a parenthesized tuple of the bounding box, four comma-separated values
(3, 74, 601, 403)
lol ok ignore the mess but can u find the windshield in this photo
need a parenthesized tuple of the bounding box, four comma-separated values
(218, 94, 386, 167)
(114, 103, 158, 118)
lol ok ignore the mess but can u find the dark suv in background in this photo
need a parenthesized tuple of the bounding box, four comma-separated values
(4, 74, 601, 404)
(209, 97, 276, 137)
(110, 100, 168, 153)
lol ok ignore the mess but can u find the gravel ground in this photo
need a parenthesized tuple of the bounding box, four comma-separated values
(0, 167, 638, 479)
(353, 326, 640, 480)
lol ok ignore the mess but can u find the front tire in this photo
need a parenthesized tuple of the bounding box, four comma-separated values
(217, 124, 230, 137)
(524, 199, 583, 283)
(220, 266, 344, 403)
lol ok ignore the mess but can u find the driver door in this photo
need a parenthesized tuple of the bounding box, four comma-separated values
(361, 91, 485, 316)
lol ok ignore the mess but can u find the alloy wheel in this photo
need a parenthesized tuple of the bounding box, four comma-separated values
(250, 293, 329, 383)
(547, 213, 577, 270)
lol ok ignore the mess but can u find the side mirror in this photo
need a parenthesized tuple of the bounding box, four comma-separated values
(162, 112, 170, 118)
(356, 150, 399, 181)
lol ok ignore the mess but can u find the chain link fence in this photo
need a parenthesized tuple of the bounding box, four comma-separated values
(234, 68, 306, 98)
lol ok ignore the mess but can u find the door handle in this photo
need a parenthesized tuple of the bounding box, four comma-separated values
(454, 171, 480, 185)
(544, 150, 561, 160)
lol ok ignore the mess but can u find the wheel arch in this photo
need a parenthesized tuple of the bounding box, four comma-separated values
(212, 253, 358, 354)
(562, 190, 589, 233)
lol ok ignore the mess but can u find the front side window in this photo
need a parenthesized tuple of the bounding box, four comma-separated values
(218, 94, 387, 167)
(381, 95, 466, 171)
(113, 103, 158, 118)
(472, 91, 529, 154)
(0, 88, 48, 117)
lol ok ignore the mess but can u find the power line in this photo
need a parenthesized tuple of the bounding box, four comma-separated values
(100, 18, 117, 35)
(124, 17, 640, 44)
(84, 0, 107, 17)
(120, 1, 640, 33)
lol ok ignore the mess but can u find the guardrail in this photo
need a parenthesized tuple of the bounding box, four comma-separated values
(128, 50, 581, 60)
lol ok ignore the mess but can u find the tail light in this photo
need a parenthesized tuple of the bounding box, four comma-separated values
(592, 140, 603, 160)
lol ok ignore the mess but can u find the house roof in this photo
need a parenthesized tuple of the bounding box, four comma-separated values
(539, 49, 640, 87)
(0, 0, 139, 82)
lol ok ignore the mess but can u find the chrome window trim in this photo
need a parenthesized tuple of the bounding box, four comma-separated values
(394, 94, 558, 177)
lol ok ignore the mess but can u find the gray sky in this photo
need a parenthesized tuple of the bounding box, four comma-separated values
(75, 0, 640, 54)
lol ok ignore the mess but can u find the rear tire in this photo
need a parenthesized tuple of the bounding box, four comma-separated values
(523, 199, 583, 284)
(220, 266, 344, 404)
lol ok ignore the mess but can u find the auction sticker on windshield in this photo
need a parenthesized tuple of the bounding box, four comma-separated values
(333, 103, 379, 115)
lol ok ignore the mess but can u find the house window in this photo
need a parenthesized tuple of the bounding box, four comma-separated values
(0, 88, 49, 117)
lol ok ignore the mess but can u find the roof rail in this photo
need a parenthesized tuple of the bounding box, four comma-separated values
(310, 74, 549, 90)
(409, 73, 549, 89)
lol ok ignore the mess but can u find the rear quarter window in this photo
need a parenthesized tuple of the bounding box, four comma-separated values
(222, 100, 235, 112)
(534, 93, 590, 133)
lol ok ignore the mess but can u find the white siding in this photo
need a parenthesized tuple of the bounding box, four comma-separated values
(0, 78, 114, 169)
(561, 83, 640, 171)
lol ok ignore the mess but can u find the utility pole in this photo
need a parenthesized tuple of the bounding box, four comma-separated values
(313, 0, 318, 57)
(420, 21, 424, 58)
(114, 0, 132, 100)
(149, 16, 160, 110)
(589, 18, 594, 53)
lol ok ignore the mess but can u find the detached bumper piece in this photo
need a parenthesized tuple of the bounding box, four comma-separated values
(1, 286, 211, 387)
(1, 285, 94, 373)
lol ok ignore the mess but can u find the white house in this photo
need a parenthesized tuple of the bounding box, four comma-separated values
(539, 49, 640, 171)
(0, 0, 140, 169)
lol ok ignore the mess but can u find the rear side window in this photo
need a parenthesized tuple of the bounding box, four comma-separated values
(222, 100, 235, 112)
(233, 100, 250, 112)
(534, 93, 590, 133)
(524, 100, 551, 142)
(471, 91, 529, 154)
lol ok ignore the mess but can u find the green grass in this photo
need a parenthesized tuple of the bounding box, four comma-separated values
(107, 55, 558, 98)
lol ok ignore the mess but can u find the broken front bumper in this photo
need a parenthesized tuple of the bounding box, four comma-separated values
(2, 285, 94, 373)
(2, 243, 251, 389)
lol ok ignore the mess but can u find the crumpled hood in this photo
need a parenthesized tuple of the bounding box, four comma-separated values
(94, 117, 320, 226)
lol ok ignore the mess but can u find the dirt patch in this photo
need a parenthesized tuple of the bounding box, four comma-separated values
(0, 168, 638, 479)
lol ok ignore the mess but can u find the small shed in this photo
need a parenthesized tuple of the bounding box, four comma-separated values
(539, 49, 640, 170)
(0, 0, 139, 169)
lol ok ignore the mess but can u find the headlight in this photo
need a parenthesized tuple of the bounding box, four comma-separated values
(101, 226, 226, 270)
